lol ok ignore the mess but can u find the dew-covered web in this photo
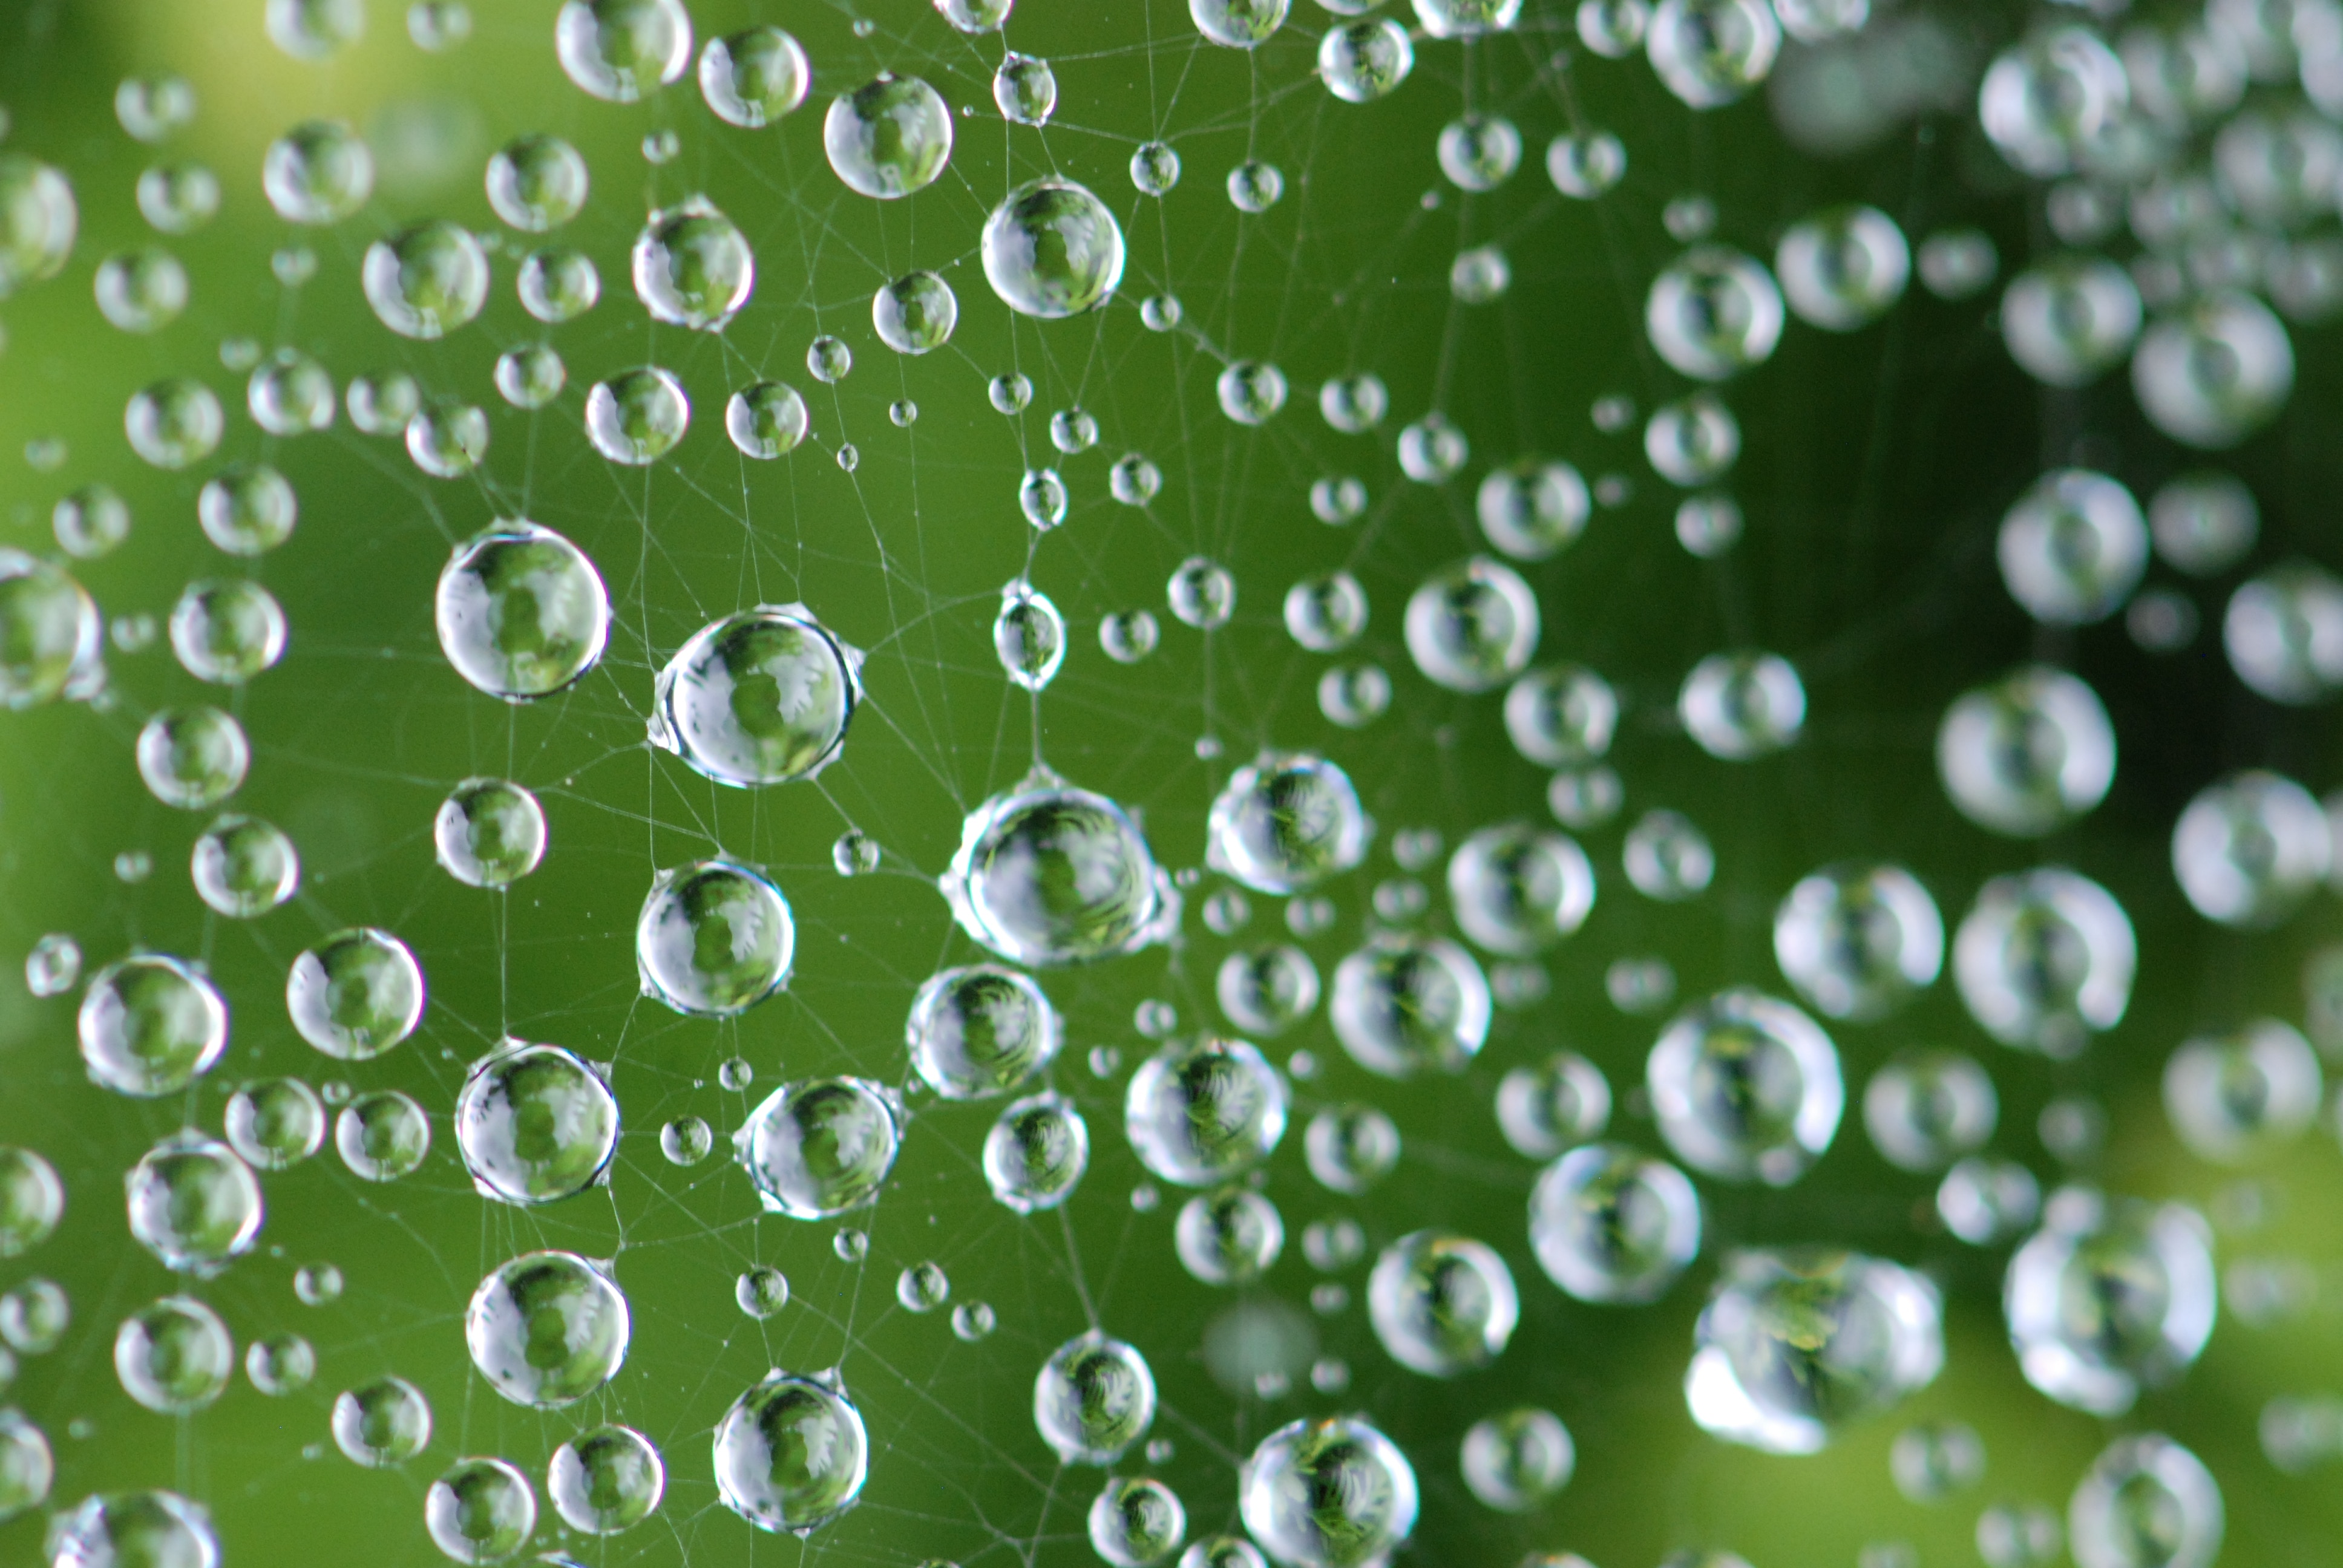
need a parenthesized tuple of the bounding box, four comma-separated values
(10, 0, 2343, 1567)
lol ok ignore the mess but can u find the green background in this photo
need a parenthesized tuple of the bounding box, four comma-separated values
(2, 0, 2341, 1564)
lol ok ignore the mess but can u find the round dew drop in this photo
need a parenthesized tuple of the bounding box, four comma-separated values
(636, 860, 795, 1018)
(713, 1370, 870, 1532)
(983, 178, 1125, 318)
(435, 521, 611, 702)
(466, 1250, 630, 1408)
(825, 74, 954, 198)
(650, 606, 862, 787)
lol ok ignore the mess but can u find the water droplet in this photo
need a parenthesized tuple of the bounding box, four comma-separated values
(995, 580, 1067, 691)
(93, 247, 188, 333)
(1775, 204, 1909, 330)
(633, 199, 753, 329)
(636, 860, 795, 1016)
(661, 1116, 713, 1166)
(1101, 610, 1161, 663)
(126, 377, 223, 469)
(1953, 868, 2135, 1056)
(2173, 769, 2331, 926)
(1647, 0, 1780, 105)
(650, 606, 860, 785)
(952, 1301, 998, 1339)
(1239, 1416, 1417, 1566)
(362, 221, 489, 339)
(116, 74, 197, 142)
(1461, 1407, 1573, 1512)
(1862, 1051, 1996, 1172)
(908, 965, 1062, 1099)
(244, 1331, 315, 1396)
(1446, 825, 1595, 955)
(737, 1077, 900, 1218)
(47, 1493, 217, 1568)
(434, 779, 548, 888)
(556, 0, 692, 100)
(425, 1456, 538, 1563)
(549, 1425, 665, 1534)
(1685, 1249, 1942, 1452)
(2068, 1434, 2222, 1568)
(983, 178, 1124, 316)
(519, 245, 599, 320)
(942, 773, 1176, 964)
(1647, 247, 1784, 380)
(78, 953, 227, 1097)
(701, 27, 810, 126)
(0, 552, 102, 707)
(1176, 1188, 1285, 1285)
(114, 1295, 232, 1414)
(494, 343, 565, 408)
(1303, 1105, 1399, 1194)
(1404, 557, 1538, 691)
(1217, 360, 1287, 424)
(190, 814, 299, 917)
(2006, 1193, 2213, 1414)
(127, 1134, 262, 1273)
(456, 1043, 617, 1204)
(287, 928, 425, 1060)
(586, 366, 690, 464)
(1649, 988, 1843, 1184)
(467, 1250, 629, 1406)
(983, 1092, 1090, 1212)
(826, 74, 953, 198)
(224, 1078, 326, 1171)
(1036, 1330, 1158, 1463)
(713, 1370, 868, 1530)
(1319, 18, 1415, 101)
(336, 1091, 431, 1181)
(1936, 1158, 2041, 1246)
(263, 120, 373, 224)
(294, 1262, 344, 1306)
(1126, 1037, 1288, 1186)
(1226, 160, 1286, 212)
(1889, 1420, 1985, 1502)
(2001, 255, 2141, 385)
(1216, 946, 1321, 1037)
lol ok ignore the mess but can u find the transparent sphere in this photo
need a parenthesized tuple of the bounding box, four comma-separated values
(424, 1456, 537, 1564)
(0, 1409, 48, 1520)
(984, 1092, 1090, 1212)
(407, 399, 488, 477)
(873, 270, 958, 354)
(631, 199, 752, 331)
(2068, 1433, 2223, 1568)
(2001, 255, 2141, 387)
(1647, 988, 1843, 1185)
(1367, 1230, 1517, 1376)
(454, 1042, 618, 1204)
(1889, 1419, 1985, 1502)
(113, 1295, 232, 1414)
(1504, 665, 1616, 766)
(2171, 769, 2331, 927)
(2224, 562, 2343, 704)
(136, 163, 220, 236)
(0, 1276, 69, 1354)
(650, 606, 860, 786)
(361, 220, 489, 339)
(0, 154, 77, 299)
(1438, 115, 1523, 192)
(1941, 1157, 2043, 1243)
(2132, 292, 2295, 449)
(1685, 1248, 1943, 1454)
(1124, 1036, 1288, 1186)
(1167, 557, 1236, 629)
(1477, 460, 1590, 560)
(1529, 1142, 1701, 1304)
(1953, 868, 2135, 1056)
(2163, 1018, 2322, 1164)
(2148, 471, 2257, 577)
(77, 953, 228, 1097)
(53, 483, 130, 560)
(1035, 1330, 1158, 1463)
(1283, 571, 1369, 653)
(2005, 1192, 2214, 1415)
(700, 27, 810, 126)
(1331, 933, 1492, 1077)
(1090, 1477, 1187, 1568)
(434, 521, 610, 701)
(1862, 1050, 1996, 1173)
(0, 1148, 62, 1256)
(170, 578, 286, 685)
(336, 1091, 431, 1181)
(1548, 130, 1627, 197)
(943, 774, 1175, 965)
(1446, 823, 1594, 955)
(194, 468, 295, 556)
(434, 778, 548, 888)
(247, 350, 335, 436)
(1936, 665, 2115, 837)
(1319, 18, 1414, 103)
(555, 0, 691, 100)
(994, 580, 1066, 692)
(224, 1077, 326, 1171)
(1404, 557, 1541, 693)
(125, 1134, 263, 1273)
(484, 134, 588, 231)
(585, 366, 690, 465)
(1918, 227, 1998, 299)
(1978, 26, 2128, 176)
(983, 178, 1124, 318)
(713, 1371, 869, 1532)
(1496, 1053, 1610, 1160)
(727, 382, 810, 458)
(1460, 1407, 1574, 1512)
(907, 965, 1061, 1100)
(994, 52, 1058, 122)
(825, 74, 954, 198)
(1190, 0, 1289, 41)
(1644, 393, 1739, 486)
(1678, 650, 1804, 759)
(190, 814, 300, 917)
(1775, 204, 1908, 332)
(1771, 863, 1944, 1021)
(1205, 753, 1371, 895)
(1239, 1416, 1418, 1568)
(466, 1250, 629, 1407)
(0, 551, 101, 709)
(45, 1493, 219, 1568)
(519, 246, 600, 321)
(548, 1424, 664, 1535)
(635, 860, 795, 1017)
(1646, 246, 1785, 379)
(1176, 1187, 1284, 1285)
(660, 1116, 713, 1166)
(1645, 0, 1780, 107)
(1997, 469, 2148, 626)
(1304, 1103, 1401, 1194)
(287, 927, 425, 1060)
(126, 378, 224, 469)
(262, 120, 373, 224)
(738, 1077, 900, 1218)
(1132, 141, 1182, 195)
(134, 706, 247, 811)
